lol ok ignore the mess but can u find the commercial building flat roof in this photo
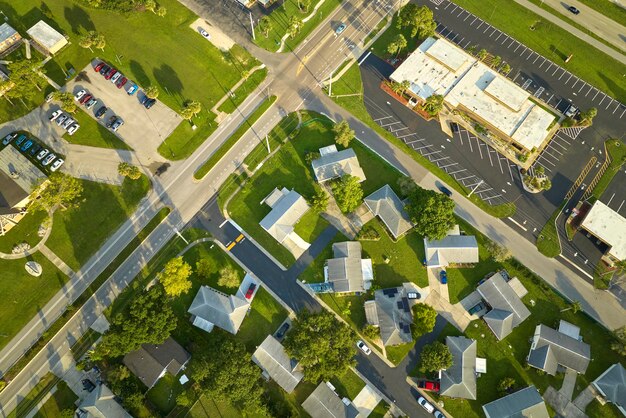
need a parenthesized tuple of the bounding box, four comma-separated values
(27, 21, 67, 52)
(581, 201, 626, 261)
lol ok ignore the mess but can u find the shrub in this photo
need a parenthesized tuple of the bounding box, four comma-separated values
(356, 225, 380, 241)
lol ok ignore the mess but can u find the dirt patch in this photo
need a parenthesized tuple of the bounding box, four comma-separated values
(189, 18, 235, 51)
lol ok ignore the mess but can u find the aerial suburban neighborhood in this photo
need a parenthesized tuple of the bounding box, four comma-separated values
(0, 0, 624, 417)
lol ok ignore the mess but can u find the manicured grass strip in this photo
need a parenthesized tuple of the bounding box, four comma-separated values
(590, 139, 626, 200)
(329, 64, 516, 218)
(364, 17, 388, 45)
(218, 68, 269, 114)
(63, 108, 132, 150)
(385, 342, 415, 365)
(194, 96, 276, 179)
(370, 400, 391, 418)
(7, 373, 59, 418)
(158, 110, 217, 160)
(449, 0, 626, 103)
(536, 202, 565, 257)
(242, 112, 300, 171)
(0, 210, 48, 253)
(71, 329, 101, 362)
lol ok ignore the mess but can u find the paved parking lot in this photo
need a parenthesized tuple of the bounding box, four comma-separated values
(599, 169, 626, 217)
(64, 62, 182, 163)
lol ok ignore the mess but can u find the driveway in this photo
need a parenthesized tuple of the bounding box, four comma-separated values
(63, 62, 182, 163)
(352, 384, 382, 416)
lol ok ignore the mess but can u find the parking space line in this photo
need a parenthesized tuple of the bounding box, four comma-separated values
(397, 132, 417, 139)
(545, 145, 563, 156)
(450, 4, 458, 12)
(496, 156, 505, 174)
(508, 163, 515, 181)
(621, 108, 626, 118)
(538, 156, 556, 166)
(578, 83, 585, 93)
(440, 162, 458, 169)
(405, 138, 424, 145)
(618, 200, 625, 213)
(607, 192, 615, 206)
(448, 169, 466, 175)
(566, 74, 573, 83)
(571, 79, 579, 89)
(430, 156, 449, 163)
(415, 145, 430, 151)
(456, 175, 474, 182)
(592, 90, 600, 100)
(508, 39, 515, 47)
(550, 139, 568, 151)
(558, 71, 566, 80)
(482, 194, 502, 201)
(486, 145, 494, 166)
(495, 33, 503, 41)
(463, 12, 470, 20)
(514, 44, 521, 52)
(542, 148, 561, 161)
(552, 67, 559, 76)
(536, 161, 552, 172)
(533, 55, 540, 64)
(475, 137, 484, 159)
(501, 35, 509, 44)
(470, 17, 478, 24)
(490, 28, 498, 37)
(476, 21, 484, 29)
(483, 25, 490, 33)
(613, 103, 621, 113)
(391, 126, 410, 133)
(598, 94, 607, 106)
(585, 85, 593, 96)
(458, 9, 465, 17)
(444, 1, 451, 9)
(606, 99, 614, 110)
(422, 151, 442, 157)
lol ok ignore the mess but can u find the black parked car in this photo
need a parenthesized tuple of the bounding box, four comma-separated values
(82, 379, 96, 392)
(99, 65, 110, 75)
(29, 144, 42, 156)
(95, 105, 108, 119)
(275, 322, 290, 339)
(144, 98, 156, 109)
(568, 6, 580, 14)
(438, 185, 453, 197)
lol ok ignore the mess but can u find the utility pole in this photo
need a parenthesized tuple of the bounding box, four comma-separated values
(249, 12, 255, 40)
(467, 180, 484, 197)
(265, 134, 270, 153)
(173, 227, 189, 244)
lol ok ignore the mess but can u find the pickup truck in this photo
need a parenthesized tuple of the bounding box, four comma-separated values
(417, 380, 440, 392)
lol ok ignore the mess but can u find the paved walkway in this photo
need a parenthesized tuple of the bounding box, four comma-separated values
(513, 0, 626, 65)
(39, 245, 77, 278)
(572, 385, 598, 411)
(560, 368, 578, 401)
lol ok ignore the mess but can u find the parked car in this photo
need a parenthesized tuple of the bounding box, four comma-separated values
(116, 77, 127, 89)
(20, 140, 33, 152)
(335, 22, 347, 35)
(36, 148, 49, 160)
(42, 153, 56, 166)
(417, 380, 440, 392)
(74, 89, 86, 101)
(127, 83, 138, 95)
(85, 97, 98, 110)
(450, 122, 459, 133)
(565, 104, 578, 118)
(110, 117, 124, 132)
(67, 123, 80, 136)
(434, 411, 444, 418)
(50, 158, 64, 172)
(105, 68, 117, 80)
(439, 270, 447, 284)
(62, 117, 75, 130)
(2, 133, 16, 145)
(245, 283, 257, 299)
(144, 98, 156, 109)
(417, 396, 435, 413)
(140, 95, 149, 105)
(49, 109, 63, 121)
(154, 162, 170, 176)
(56, 114, 68, 126)
(15, 134, 27, 146)
(79, 93, 92, 105)
(438, 185, 452, 197)
(99, 65, 110, 76)
(110, 72, 122, 83)
(275, 322, 290, 339)
(356, 340, 372, 355)
(95, 106, 108, 119)
(81, 379, 96, 393)
(94, 62, 105, 72)
(45, 92, 55, 103)
(568, 6, 580, 14)
(199, 27, 210, 39)
(468, 301, 486, 315)
(29, 144, 42, 156)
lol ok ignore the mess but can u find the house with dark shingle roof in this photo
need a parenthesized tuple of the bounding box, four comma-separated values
(123, 337, 191, 389)
(302, 382, 360, 418)
(326, 241, 373, 293)
(482, 386, 549, 418)
(311, 145, 366, 183)
(252, 335, 304, 393)
(364, 284, 416, 346)
(592, 363, 626, 415)
(187, 283, 250, 334)
(440, 336, 477, 400)
(527, 321, 590, 375)
(364, 185, 413, 239)
(477, 272, 531, 340)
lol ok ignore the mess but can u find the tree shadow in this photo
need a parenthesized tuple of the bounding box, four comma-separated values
(153, 64, 184, 100)
(63, 4, 95, 35)
(129, 60, 150, 89)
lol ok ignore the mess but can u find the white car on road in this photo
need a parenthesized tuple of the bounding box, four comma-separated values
(356, 340, 371, 355)
(418, 396, 435, 413)
(74, 89, 86, 101)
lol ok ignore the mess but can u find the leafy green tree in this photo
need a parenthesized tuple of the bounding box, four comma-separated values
(411, 303, 437, 338)
(387, 34, 407, 57)
(79, 31, 105, 52)
(397, 176, 418, 197)
(485, 240, 511, 262)
(259, 16, 273, 38)
(155, 5, 167, 16)
(190, 336, 264, 409)
(144, 85, 159, 99)
(419, 341, 453, 373)
(362, 324, 379, 340)
(611, 326, 626, 356)
(93, 286, 176, 359)
(196, 258, 212, 279)
(158, 256, 192, 297)
(422, 94, 444, 116)
(117, 162, 142, 180)
(218, 265, 240, 288)
(283, 310, 357, 382)
(498, 377, 516, 395)
(53, 91, 77, 114)
(181, 100, 202, 120)
(4, 59, 46, 101)
(144, 0, 157, 12)
(176, 391, 192, 407)
(579, 107, 597, 126)
(478, 49, 488, 61)
(501, 63, 511, 74)
(60, 409, 75, 418)
(29, 173, 83, 213)
(405, 187, 456, 240)
(332, 120, 355, 147)
(396, 4, 436, 38)
(331, 175, 363, 213)
(288, 16, 303, 38)
(311, 187, 329, 213)
(492, 55, 502, 68)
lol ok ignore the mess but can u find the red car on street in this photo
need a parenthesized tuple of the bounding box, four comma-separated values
(418, 380, 440, 392)
(245, 283, 257, 299)
(79, 93, 92, 105)
(94, 62, 104, 72)
(116, 76, 128, 89)
(105, 68, 117, 80)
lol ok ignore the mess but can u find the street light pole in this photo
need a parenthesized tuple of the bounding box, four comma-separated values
(249, 12, 255, 40)
(467, 180, 484, 197)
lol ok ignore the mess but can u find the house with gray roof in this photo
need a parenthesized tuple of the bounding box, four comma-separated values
(364, 284, 416, 346)
(0, 23, 22, 56)
(364, 185, 413, 239)
(123, 337, 191, 389)
(260, 187, 310, 251)
(188, 283, 250, 335)
(592, 363, 626, 415)
(302, 382, 360, 418)
(527, 321, 590, 375)
(440, 336, 477, 400)
(252, 335, 304, 393)
(76, 383, 131, 418)
(326, 241, 373, 293)
(482, 386, 549, 418)
(311, 145, 366, 183)
(424, 225, 479, 268)
(477, 272, 531, 340)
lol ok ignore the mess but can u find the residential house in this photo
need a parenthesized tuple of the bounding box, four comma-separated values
(423, 225, 479, 268)
(0, 23, 22, 56)
(477, 271, 531, 340)
(579, 200, 626, 263)
(592, 363, 625, 416)
(187, 282, 250, 334)
(76, 383, 132, 418)
(252, 335, 304, 393)
(440, 336, 477, 400)
(527, 321, 591, 375)
(260, 187, 310, 251)
(123, 337, 191, 389)
(364, 283, 418, 346)
(302, 382, 360, 418)
(26, 21, 68, 55)
(482, 386, 549, 418)
(326, 241, 373, 293)
(311, 145, 366, 183)
(364, 185, 413, 239)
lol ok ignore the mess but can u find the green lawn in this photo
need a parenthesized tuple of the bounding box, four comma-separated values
(449, 0, 626, 103)
(536, 202, 565, 258)
(371, 14, 424, 58)
(158, 110, 216, 160)
(242, 112, 300, 171)
(370, 400, 391, 418)
(320, 293, 370, 331)
(293, 210, 331, 242)
(330, 369, 366, 400)
(591, 139, 626, 201)
(45, 175, 151, 270)
(194, 95, 277, 179)
(0, 210, 48, 253)
(146, 372, 185, 415)
(218, 68, 269, 114)
(63, 108, 131, 150)
(253, 0, 343, 52)
(7, 373, 59, 418)
(329, 62, 515, 218)
(237, 287, 289, 351)
(0, 254, 68, 352)
(33, 381, 77, 418)
(385, 342, 415, 365)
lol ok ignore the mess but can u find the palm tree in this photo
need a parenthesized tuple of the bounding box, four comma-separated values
(477, 49, 488, 61)
(422, 94, 444, 116)
(561, 300, 581, 313)
(492, 55, 502, 69)
(392, 34, 407, 57)
(287, 16, 303, 39)
(144, 86, 159, 99)
(501, 63, 511, 75)
(400, 80, 410, 95)
(259, 16, 273, 38)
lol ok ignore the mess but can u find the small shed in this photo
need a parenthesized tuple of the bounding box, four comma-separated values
(27, 21, 68, 55)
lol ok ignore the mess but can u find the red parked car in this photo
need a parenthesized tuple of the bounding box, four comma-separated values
(105, 68, 117, 80)
(94, 62, 104, 72)
(418, 380, 440, 392)
(245, 283, 257, 299)
(79, 93, 92, 105)
(116, 76, 128, 89)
